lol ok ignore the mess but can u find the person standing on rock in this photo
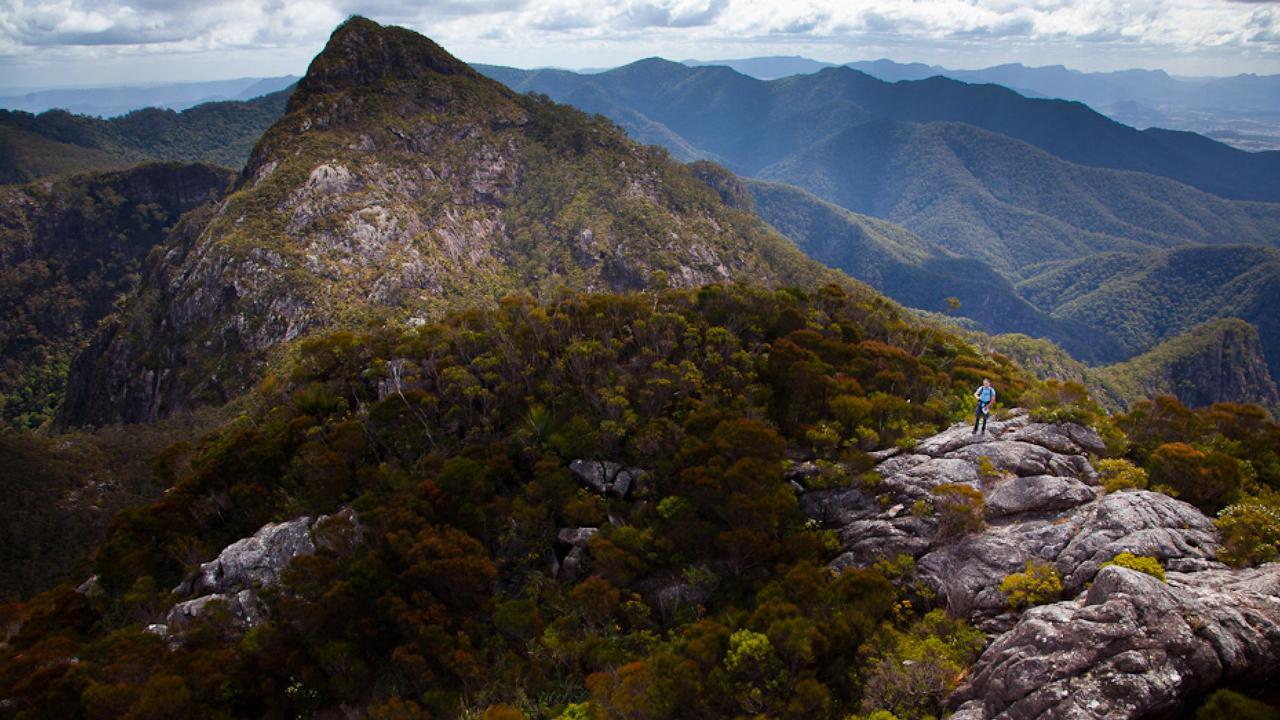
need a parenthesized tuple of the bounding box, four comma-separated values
(973, 379, 996, 433)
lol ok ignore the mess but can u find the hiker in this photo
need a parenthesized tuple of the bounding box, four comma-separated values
(973, 378, 996, 433)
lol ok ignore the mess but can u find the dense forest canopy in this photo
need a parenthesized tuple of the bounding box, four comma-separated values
(4, 283, 1279, 718)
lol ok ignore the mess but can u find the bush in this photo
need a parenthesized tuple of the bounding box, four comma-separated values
(857, 610, 984, 720)
(977, 456, 1000, 481)
(1195, 688, 1280, 720)
(999, 559, 1062, 612)
(1148, 443, 1243, 513)
(1023, 380, 1100, 425)
(1102, 552, 1165, 582)
(1097, 458, 1148, 493)
(1215, 504, 1280, 568)
(931, 483, 986, 540)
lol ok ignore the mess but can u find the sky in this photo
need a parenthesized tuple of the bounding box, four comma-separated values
(1, 0, 1278, 90)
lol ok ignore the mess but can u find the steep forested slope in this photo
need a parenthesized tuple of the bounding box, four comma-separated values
(1017, 245, 1280, 378)
(0, 89, 291, 183)
(0, 163, 231, 428)
(1089, 319, 1280, 413)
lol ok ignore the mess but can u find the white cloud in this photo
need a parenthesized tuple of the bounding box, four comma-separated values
(0, 0, 1276, 87)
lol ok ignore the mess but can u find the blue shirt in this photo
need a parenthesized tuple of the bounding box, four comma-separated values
(977, 386, 995, 403)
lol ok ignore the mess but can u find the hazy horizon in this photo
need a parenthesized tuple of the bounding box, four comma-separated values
(1, 54, 1273, 97)
(2, 0, 1278, 90)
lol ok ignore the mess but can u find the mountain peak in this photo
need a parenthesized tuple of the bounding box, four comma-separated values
(292, 16, 474, 101)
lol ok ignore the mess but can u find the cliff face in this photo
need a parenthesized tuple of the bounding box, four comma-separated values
(1091, 318, 1280, 414)
(56, 17, 854, 427)
(0, 162, 231, 428)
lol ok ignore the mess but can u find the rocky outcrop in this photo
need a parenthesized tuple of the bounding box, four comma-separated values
(951, 565, 1280, 720)
(156, 508, 360, 640)
(800, 411, 1280, 719)
(551, 526, 598, 581)
(569, 460, 646, 499)
(801, 412, 1224, 627)
(174, 516, 316, 597)
(1091, 318, 1280, 414)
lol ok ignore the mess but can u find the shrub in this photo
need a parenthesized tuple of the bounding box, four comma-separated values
(1148, 443, 1243, 513)
(847, 710, 902, 720)
(1195, 688, 1280, 720)
(1215, 504, 1280, 568)
(1023, 380, 1100, 425)
(977, 456, 1000, 481)
(368, 698, 431, 720)
(1097, 458, 1149, 493)
(479, 705, 526, 720)
(931, 483, 986, 540)
(999, 559, 1062, 612)
(556, 703, 593, 720)
(857, 609, 985, 720)
(1102, 552, 1165, 582)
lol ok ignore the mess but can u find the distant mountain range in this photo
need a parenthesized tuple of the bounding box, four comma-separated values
(0, 76, 297, 119)
(475, 59, 1280, 376)
(685, 56, 1280, 151)
(479, 59, 1280, 203)
(0, 89, 291, 184)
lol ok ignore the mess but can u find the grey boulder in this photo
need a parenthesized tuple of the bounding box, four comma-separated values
(951, 564, 1280, 720)
(569, 459, 646, 499)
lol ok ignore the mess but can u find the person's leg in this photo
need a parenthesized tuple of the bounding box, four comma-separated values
(980, 410, 989, 432)
(973, 406, 981, 433)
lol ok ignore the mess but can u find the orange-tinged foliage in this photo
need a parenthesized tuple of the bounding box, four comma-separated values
(0, 285, 1026, 718)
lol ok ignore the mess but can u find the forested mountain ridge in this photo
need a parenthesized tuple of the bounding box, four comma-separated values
(743, 176, 1121, 361)
(54, 17, 868, 428)
(0, 88, 292, 184)
(986, 319, 1280, 414)
(1089, 318, 1280, 413)
(754, 120, 1280, 277)
(479, 59, 1280, 203)
(1017, 244, 1280, 378)
(10, 40, 1276, 416)
(0, 162, 232, 429)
